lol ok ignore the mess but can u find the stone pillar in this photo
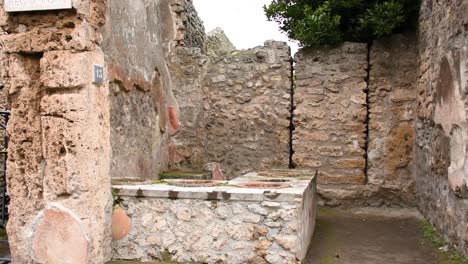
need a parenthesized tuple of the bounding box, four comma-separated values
(0, 1, 113, 263)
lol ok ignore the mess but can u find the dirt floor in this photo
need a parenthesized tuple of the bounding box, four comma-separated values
(305, 208, 438, 264)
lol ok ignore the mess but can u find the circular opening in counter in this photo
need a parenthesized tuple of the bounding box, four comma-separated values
(253, 178, 290, 183)
(167, 180, 224, 187)
(236, 182, 290, 189)
(258, 172, 301, 178)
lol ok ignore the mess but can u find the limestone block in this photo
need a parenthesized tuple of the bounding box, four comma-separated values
(41, 116, 84, 196)
(41, 50, 103, 89)
(40, 93, 88, 122)
(0, 0, 7, 28)
(0, 21, 96, 53)
(334, 159, 366, 169)
(72, 0, 106, 28)
(293, 155, 322, 168)
(318, 170, 366, 185)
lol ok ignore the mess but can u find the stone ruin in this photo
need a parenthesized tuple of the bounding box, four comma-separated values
(0, 0, 466, 263)
(113, 170, 317, 263)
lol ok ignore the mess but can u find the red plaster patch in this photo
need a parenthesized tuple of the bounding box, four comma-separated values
(32, 206, 89, 264)
(212, 163, 226, 181)
(168, 106, 180, 135)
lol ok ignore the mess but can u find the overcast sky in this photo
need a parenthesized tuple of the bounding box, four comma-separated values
(193, 0, 300, 55)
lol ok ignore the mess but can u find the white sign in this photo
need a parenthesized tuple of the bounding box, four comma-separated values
(93, 65, 104, 84)
(4, 0, 72, 12)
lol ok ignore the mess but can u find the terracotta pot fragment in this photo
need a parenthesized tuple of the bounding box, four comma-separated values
(112, 207, 131, 241)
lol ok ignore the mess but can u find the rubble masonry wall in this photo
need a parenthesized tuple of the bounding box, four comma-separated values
(415, 0, 468, 255)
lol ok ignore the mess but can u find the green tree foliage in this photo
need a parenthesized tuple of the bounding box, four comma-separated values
(264, 0, 420, 46)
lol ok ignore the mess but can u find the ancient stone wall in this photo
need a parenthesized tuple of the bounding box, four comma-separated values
(102, 0, 178, 180)
(415, 0, 468, 255)
(168, 29, 293, 178)
(181, 0, 205, 50)
(206, 28, 236, 58)
(167, 0, 208, 171)
(203, 40, 292, 178)
(170, 0, 205, 51)
(293, 43, 368, 185)
(368, 35, 418, 204)
(0, 1, 113, 262)
(168, 47, 208, 170)
(293, 37, 419, 207)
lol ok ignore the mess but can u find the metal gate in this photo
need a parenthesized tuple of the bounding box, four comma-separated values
(0, 111, 10, 263)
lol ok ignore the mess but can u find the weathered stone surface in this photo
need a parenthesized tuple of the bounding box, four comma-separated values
(6, 54, 47, 263)
(180, 0, 206, 50)
(3, 19, 112, 258)
(40, 51, 96, 89)
(293, 42, 368, 185)
(0, 52, 8, 110)
(168, 47, 207, 170)
(0, 0, 210, 260)
(169, 32, 292, 178)
(367, 34, 418, 204)
(32, 205, 89, 264)
(109, 83, 164, 180)
(102, 0, 186, 180)
(3, 0, 467, 260)
(4, 50, 110, 262)
(170, 0, 206, 50)
(415, 0, 468, 255)
(111, 172, 317, 262)
(112, 194, 313, 263)
(206, 27, 236, 58)
(0, 11, 98, 53)
(203, 40, 291, 178)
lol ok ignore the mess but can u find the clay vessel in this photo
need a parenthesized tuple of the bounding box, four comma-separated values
(112, 206, 131, 240)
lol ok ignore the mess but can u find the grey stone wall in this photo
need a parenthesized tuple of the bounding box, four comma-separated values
(368, 35, 418, 204)
(109, 86, 163, 180)
(415, 0, 468, 255)
(170, 0, 206, 51)
(203, 40, 292, 178)
(182, 0, 206, 50)
(293, 43, 368, 185)
(168, 47, 208, 169)
(167, 0, 209, 171)
(206, 28, 236, 59)
(168, 32, 292, 177)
